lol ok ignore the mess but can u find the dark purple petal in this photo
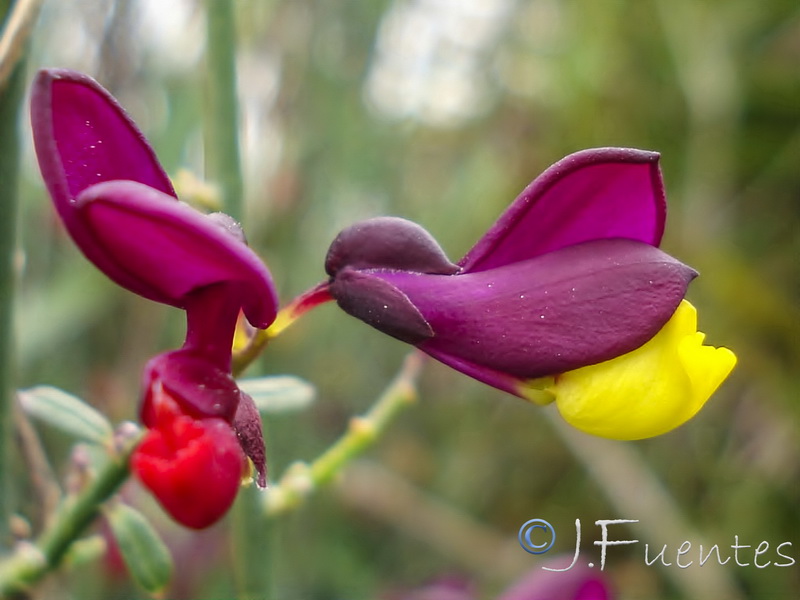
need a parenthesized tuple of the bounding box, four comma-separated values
(30, 69, 175, 220)
(415, 348, 523, 397)
(326, 217, 460, 277)
(330, 268, 433, 344)
(374, 238, 695, 379)
(75, 180, 278, 328)
(232, 392, 267, 487)
(460, 149, 666, 273)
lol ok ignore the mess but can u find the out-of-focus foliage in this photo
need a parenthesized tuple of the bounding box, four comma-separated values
(15, 0, 798, 598)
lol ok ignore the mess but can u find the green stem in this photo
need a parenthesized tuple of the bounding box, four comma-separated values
(0, 43, 24, 552)
(264, 353, 422, 517)
(204, 0, 243, 222)
(230, 486, 273, 599)
(0, 432, 138, 598)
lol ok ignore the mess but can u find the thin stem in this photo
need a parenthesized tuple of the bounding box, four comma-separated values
(0, 428, 140, 598)
(204, 0, 243, 222)
(232, 282, 333, 377)
(0, 0, 42, 91)
(0, 32, 25, 551)
(264, 352, 423, 517)
(230, 485, 273, 599)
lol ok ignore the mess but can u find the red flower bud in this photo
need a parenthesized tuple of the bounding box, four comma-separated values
(131, 391, 245, 529)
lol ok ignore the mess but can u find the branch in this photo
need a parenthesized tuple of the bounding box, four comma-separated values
(264, 352, 423, 517)
(0, 427, 140, 598)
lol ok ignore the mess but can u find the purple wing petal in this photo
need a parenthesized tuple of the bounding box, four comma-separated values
(376, 238, 695, 380)
(460, 148, 666, 273)
(76, 180, 278, 328)
(31, 69, 175, 220)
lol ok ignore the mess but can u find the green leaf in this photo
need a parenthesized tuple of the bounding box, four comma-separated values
(237, 375, 316, 413)
(106, 503, 173, 594)
(18, 386, 114, 445)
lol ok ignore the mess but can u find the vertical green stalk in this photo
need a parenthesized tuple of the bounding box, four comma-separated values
(204, 2, 260, 596)
(230, 485, 273, 599)
(204, 0, 244, 222)
(0, 44, 25, 549)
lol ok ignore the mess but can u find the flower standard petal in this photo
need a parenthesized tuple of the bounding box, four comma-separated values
(75, 180, 278, 328)
(460, 148, 666, 272)
(30, 69, 175, 209)
(31, 68, 181, 298)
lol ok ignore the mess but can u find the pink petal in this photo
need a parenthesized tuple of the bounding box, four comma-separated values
(31, 69, 175, 221)
(76, 180, 277, 328)
(460, 148, 666, 273)
(497, 561, 610, 600)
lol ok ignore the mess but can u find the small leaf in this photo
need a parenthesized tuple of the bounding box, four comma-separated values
(18, 386, 114, 444)
(106, 503, 173, 594)
(237, 375, 315, 413)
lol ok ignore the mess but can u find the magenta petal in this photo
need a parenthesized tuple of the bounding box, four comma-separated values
(142, 350, 241, 424)
(497, 560, 610, 600)
(76, 180, 277, 328)
(374, 238, 695, 379)
(460, 148, 666, 272)
(31, 69, 175, 223)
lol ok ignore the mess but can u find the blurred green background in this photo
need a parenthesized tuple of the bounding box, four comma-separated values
(11, 0, 799, 598)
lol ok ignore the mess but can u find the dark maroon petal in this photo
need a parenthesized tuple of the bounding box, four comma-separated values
(30, 69, 175, 221)
(75, 180, 278, 328)
(232, 392, 267, 487)
(375, 238, 695, 379)
(142, 351, 241, 424)
(330, 268, 434, 344)
(416, 348, 523, 397)
(325, 217, 460, 276)
(460, 149, 666, 273)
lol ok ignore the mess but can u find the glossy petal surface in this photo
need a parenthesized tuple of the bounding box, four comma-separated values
(77, 180, 277, 326)
(31, 69, 175, 210)
(460, 148, 666, 272)
(361, 239, 695, 379)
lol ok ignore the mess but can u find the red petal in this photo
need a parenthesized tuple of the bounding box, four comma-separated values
(132, 410, 245, 529)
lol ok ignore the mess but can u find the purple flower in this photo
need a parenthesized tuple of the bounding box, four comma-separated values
(497, 560, 610, 600)
(326, 149, 691, 392)
(31, 69, 278, 527)
(323, 149, 735, 438)
(383, 558, 610, 600)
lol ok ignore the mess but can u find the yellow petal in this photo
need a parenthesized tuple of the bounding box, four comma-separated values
(547, 300, 736, 440)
